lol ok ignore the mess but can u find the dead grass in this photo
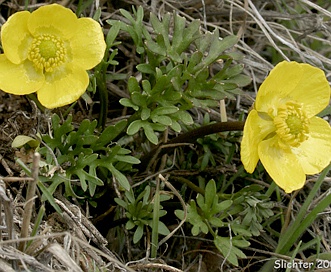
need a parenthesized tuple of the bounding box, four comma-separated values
(0, 0, 330, 271)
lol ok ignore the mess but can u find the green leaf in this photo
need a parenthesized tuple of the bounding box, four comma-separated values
(163, 88, 182, 100)
(94, 119, 127, 148)
(222, 74, 251, 87)
(119, 98, 139, 111)
(120, 9, 136, 24)
(158, 221, 170, 236)
(127, 76, 141, 93)
(115, 198, 128, 209)
(150, 75, 168, 95)
(52, 114, 74, 143)
(133, 224, 144, 244)
(137, 63, 155, 74)
(204, 179, 217, 210)
(141, 107, 151, 120)
(141, 79, 152, 95)
(171, 13, 185, 53)
(126, 220, 135, 230)
(175, 209, 184, 220)
(187, 51, 203, 73)
(151, 106, 179, 116)
(127, 120, 144, 135)
(151, 115, 173, 126)
(115, 155, 140, 164)
(38, 181, 62, 214)
(145, 39, 167, 56)
(180, 19, 201, 53)
(12, 135, 40, 148)
(131, 92, 147, 107)
(217, 199, 233, 212)
(142, 123, 159, 145)
(109, 163, 130, 191)
(170, 120, 181, 132)
(214, 236, 247, 266)
(209, 217, 224, 227)
(150, 12, 170, 48)
(105, 20, 121, 49)
(172, 111, 193, 125)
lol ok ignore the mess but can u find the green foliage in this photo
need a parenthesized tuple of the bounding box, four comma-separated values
(115, 185, 170, 244)
(37, 114, 140, 200)
(108, 6, 250, 144)
(176, 180, 274, 266)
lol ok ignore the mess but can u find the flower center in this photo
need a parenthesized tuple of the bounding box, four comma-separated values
(28, 34, 66, 72)
(273, 101, 309, 148)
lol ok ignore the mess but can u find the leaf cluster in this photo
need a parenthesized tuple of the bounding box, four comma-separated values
(176, 180, 274, 266)
(115, 185, 170, 244)
(38, 114, 140, 200)
(108, 7, 250, 144)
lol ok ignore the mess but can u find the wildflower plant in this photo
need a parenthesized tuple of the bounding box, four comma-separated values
(0, 4, 106, 108)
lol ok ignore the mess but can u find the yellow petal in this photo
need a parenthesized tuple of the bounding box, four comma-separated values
(293, 116, 331, 174)
(0, 55, 44, 94)
(1, 11, 32, 64)
(256, 61, 330, 117)
(28, 4, 78, 38)
(37, 64, 89, 108)
(258, 136, 306, 193)
(70, 18, 106, 70)
(241, 109, 275, 173)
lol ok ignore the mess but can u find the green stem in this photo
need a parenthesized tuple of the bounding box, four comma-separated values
(27, 94, 45, 112)
(151, 178, 160, 258)
(96, 68, 108, 128)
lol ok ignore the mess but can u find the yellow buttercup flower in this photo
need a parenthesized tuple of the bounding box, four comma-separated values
(0, 4, 106, 109)
(241, 61, 331, 193)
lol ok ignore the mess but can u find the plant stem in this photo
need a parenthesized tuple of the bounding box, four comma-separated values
(96, 68, 108, 128)
(138, 121, 244, 172)
(18, 152, 40, 252)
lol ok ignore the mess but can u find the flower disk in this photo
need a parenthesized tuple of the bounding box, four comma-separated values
(241, 61, 331, 193)
(28, 34, 66, 72)
(273, 101, 309, 148)
(0, 4, 106, 108)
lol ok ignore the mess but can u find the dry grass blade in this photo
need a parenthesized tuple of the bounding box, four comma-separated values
(18, 152, 40, 252)
(43, 243, 83, 272)
(0, 258, 16, 272)
(0, 179, 14, 243)
(0, 245, 53, 272)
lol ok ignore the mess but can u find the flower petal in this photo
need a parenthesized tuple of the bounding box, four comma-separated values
(0, 55, 44, 94)
(241, 109, 275, 173)
(70, 18, 106, 70)
(1, 11, 32, 64)
(28, 4, 78, 38)
(256, 61, 330, 117)
(37, 64, 89, 108)
(258, 136, 306, 193)
(293, 116, 331, 174)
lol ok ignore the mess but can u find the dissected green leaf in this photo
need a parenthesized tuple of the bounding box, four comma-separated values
(214, 236, 247, 266)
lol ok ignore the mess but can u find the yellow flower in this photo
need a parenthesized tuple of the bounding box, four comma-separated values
(0, 4, 106, 109)
(241, 61, 331, 193)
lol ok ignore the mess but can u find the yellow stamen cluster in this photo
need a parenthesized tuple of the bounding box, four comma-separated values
(28, 34, 66, 72)
(274, 101, 309, 148)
